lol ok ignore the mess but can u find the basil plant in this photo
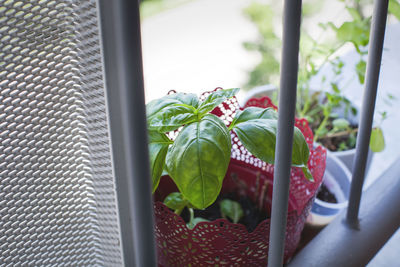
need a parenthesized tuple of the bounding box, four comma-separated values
(147, 88, 312, 210)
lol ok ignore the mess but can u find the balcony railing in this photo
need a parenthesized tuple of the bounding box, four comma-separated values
(98, 0, 395, 265)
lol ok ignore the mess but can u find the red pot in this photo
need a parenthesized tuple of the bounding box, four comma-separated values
(153, 90, 326, 266)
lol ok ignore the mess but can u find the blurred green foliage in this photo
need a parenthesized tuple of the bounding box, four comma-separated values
(242, 3, 281, 87)
(243, 0, 398, 150)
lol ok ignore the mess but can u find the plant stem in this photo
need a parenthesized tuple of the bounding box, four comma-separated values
(321, 128, 358, 140)
(174, 206, 185, 215)
(300, 85, 311, 117)
(314, 114, 330, 141)
(188, 207, 194, 226)
(174, 196, 189, 215)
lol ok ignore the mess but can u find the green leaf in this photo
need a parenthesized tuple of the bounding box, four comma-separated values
(229, 107, 278, 129)
(381, 111, 388, 121)
(347, 133, 357, 148)
(301, 167, 313, 182)
(331, 82, 340, 94)
(336, 21, 370, 47)
(293, 127, 313, 181)
(197, 88, 239, 115)
(187, 217, 209, 229)
(166, 114, 231, 209)
(332, 118, 350, 130)
(232, 119, 309, 165)
(338, 141, 349, 151)
(146, 92, 199, 121)
(220, 199, 244, 223)
(163, 192, 188, 210)
(232, 119, 277, 164)
(370, 127, 385, 152)
(232, 119, 312, 180)
(349, 132, 357, 148)
(292, 126, 312, 173)
(356, 60, 367, 84)
(389, 0, 400, 20)
(148, 131, 172, 192)
(148, 104, 198, 133)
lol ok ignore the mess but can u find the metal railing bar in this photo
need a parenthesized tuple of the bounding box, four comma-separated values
(267, 0, 302, 266)
(347, 0, 388, 229)
(288, 157, 400, 267)
(98, 0, 157, 266)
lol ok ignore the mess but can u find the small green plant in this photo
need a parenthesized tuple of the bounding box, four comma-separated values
(220, 199, 244, 224)
(147, 88, 311, 227)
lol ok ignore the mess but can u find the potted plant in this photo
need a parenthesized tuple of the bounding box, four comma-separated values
(242, 0, 394, 172)
(240, 84, 380, 173)
(147, 88, 326, 265)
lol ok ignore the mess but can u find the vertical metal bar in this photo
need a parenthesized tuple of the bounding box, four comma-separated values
(98, 0, 157, 266)
(346, 0, 388, 229)
(268, 0, 302, 266)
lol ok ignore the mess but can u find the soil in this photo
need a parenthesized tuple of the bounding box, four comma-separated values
(316, 183, 338, 203)
(180, 192, 269, 232)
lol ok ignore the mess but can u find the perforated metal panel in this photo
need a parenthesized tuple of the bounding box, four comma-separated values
(0, 0, 123, 265)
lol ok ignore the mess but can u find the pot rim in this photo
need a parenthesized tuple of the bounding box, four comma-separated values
(314, 198, 348, 209)
(330, 148, 356, 156)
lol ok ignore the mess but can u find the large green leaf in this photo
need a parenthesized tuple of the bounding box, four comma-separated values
(197, 88, 239, 115)
(166, 114, 231, 209)
(146, 92, 199, 121)
(148, 104, 198, 133)
(292, 127, 313, 181)
(232, 119, 312, 180)
(336, 21, 370, 47)
(233, 119, 277, 164)
(370, 127, 385, 153)
(148, 131, 172, 192)
(230, 107, 277, 129)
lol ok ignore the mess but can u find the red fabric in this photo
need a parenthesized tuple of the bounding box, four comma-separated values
(154, 89, 326, 266)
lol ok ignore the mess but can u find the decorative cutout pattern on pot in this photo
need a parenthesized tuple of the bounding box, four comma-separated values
(154, 89, 326, 266)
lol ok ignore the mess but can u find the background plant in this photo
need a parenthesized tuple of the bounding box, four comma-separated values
(243, 0, 400, 151)
(147, 88, 311, 226)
